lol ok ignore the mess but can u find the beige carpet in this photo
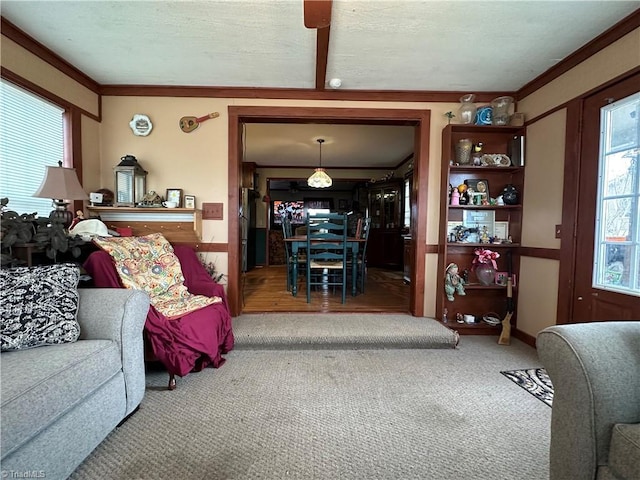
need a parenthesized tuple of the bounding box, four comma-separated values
(70, 331, 550, 480)
(232, 313, 459, 349)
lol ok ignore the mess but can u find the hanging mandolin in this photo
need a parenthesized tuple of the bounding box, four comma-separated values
(179, 112, 220, 133)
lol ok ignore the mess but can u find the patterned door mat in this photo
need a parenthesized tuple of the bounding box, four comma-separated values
(501, 367, 553, 407)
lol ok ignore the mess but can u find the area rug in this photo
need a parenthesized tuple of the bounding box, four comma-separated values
(501, 367, 554, 407)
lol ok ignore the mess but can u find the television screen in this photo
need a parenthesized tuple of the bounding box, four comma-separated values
(272, 200, 305, 225)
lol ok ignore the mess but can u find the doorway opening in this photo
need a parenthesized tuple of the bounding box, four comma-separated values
(227, 106, 431, 317)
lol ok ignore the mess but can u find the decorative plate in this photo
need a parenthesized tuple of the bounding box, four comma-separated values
(129, 114, 153, 136)
(481, 154, 511, 167)
(475, 106, 492, 125)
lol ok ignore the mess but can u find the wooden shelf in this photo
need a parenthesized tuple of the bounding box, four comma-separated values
(87, 206, 202, 243)
(447, 243, 520, 248)
(448, 205, 521, 210)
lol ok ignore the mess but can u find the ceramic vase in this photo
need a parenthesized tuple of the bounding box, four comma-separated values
(455, 138, 473, 165)
(475, 263, 496, 286)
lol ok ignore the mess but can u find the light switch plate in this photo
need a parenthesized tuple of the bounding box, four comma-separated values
(202, 202, 223, 220)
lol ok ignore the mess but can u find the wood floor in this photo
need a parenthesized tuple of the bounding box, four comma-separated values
(240, 265, 410, 313)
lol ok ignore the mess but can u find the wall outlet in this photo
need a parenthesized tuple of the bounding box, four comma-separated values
(202, 202, 223, 220)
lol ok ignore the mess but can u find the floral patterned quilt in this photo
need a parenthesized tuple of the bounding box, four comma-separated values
(93, 233, 220, 319)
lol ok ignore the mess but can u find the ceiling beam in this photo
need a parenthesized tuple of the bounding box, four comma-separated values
(303, 0, 332, 28)
(315, 26, 330, 90)
(304, 0, 333, 90)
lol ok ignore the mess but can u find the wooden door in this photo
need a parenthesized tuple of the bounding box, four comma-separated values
(573, 74, 640, 321)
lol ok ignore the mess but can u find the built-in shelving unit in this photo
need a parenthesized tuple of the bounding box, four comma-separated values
(437, 124, 525, 334)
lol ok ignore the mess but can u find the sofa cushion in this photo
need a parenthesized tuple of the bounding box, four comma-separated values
(609, 423, 640, 480)
(0, 339, 122, 459)
(0, 263, 81, 351)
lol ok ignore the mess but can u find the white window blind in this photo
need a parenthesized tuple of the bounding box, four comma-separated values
(0, 80, 65, 217)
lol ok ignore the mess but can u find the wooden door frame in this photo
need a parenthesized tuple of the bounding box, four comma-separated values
(557, 69, 640, 323)
(227, 106, 431, 317)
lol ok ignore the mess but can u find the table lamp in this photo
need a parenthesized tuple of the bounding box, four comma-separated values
(33, 161, 88, 227)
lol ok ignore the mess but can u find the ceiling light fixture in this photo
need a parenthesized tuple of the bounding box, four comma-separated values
(328, 78, 342, 89)
(307, 138, 332, 188)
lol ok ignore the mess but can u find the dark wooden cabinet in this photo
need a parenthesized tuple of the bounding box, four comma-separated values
(367, 181, 403, 268)
(437, 125, 525, 333)
(403, 235, 412, 283)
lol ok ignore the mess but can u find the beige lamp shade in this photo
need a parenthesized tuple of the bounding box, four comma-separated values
(33, 162, 88, 201)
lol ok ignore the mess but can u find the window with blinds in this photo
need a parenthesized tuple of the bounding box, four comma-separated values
(0, 80, 65, 217)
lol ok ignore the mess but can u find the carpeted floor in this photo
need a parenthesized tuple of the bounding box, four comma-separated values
(501, 367, 554, 407)
(232, 313, 459, 349)
(69, 317, 551, 480)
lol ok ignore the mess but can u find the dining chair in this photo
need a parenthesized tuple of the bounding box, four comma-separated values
(282, 217, 305, 292)
(305, 212, 348, 304)
(355, 217, 372, 293)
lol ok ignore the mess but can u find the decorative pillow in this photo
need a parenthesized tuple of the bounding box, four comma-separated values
(93, 233, 219, 319)
(0, 263, 81, 351)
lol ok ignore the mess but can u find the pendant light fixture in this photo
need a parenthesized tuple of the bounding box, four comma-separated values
(307, 138, 332, 188)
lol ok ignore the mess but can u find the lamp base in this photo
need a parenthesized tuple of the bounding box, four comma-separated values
(50, 201, 73, 228)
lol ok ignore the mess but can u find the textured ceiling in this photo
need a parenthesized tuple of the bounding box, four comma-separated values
(1, 1, 637, 169)
(1, 0, 636, 90)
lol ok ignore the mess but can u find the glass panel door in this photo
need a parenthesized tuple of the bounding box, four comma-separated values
(593, 92, 640, 296)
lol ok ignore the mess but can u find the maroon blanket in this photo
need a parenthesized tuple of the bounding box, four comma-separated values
(84, 246, 234, 377)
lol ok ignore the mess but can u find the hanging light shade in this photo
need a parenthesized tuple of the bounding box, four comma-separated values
(307, 138, 332, 188)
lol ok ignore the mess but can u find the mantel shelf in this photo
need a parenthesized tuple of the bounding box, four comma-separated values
(86, 206, 202, 243)
(87, 207, 196, 213)
(448, 205, 521, 210)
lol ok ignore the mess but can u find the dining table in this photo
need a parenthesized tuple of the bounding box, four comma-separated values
(284, 235, 366, 297)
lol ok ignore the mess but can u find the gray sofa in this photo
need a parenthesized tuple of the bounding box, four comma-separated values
(537, 321, 640, 480)
(1, 288, 149, 480)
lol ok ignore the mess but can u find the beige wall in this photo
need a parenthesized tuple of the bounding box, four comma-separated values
(517, 257, 560, 336)
(516, 26, 640, 337)
(521, 109, 566, 249)
(5, 24, 638, 324)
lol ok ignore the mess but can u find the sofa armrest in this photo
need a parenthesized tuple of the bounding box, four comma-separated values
(77, 288, 150, 415)
(537, 321, 640, 480)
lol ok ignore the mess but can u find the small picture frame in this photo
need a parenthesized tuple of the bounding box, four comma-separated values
(166, 188, 183, 207)
(494, 221, 509, 241)
(495, 272, 516, 287)
(184, 195, 196, 209)
(495, 271, 509, 286)
(464, 178, 490, 205)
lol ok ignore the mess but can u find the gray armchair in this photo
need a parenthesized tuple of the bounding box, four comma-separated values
(537, 321, 640, 480)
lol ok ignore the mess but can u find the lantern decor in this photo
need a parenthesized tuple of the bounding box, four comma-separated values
(114, 155, 147, 207)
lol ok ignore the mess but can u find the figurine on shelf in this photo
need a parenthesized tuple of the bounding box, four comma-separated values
(451, 188, 460, 206)
(444, 262, 466, 301)
(69, 210, 84, 230)
(480, 226, 490, 244)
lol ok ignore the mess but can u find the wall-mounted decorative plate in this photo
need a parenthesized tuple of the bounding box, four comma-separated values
(129, 114, 153, 136)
